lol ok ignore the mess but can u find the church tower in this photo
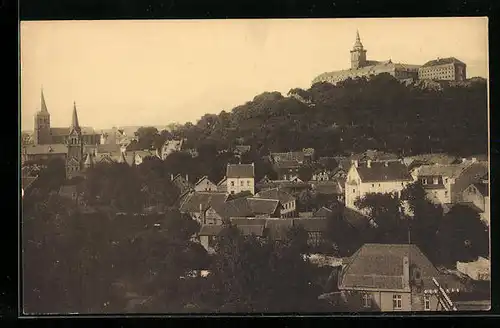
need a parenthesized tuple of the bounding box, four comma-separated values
(66, 102, 84, 178)
(350, 30, 367, 69)
(33, 88, 52, 145)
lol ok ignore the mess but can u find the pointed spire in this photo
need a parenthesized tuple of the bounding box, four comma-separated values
(41, 88, 49, 113)
(353, 29, 364, 50)
(71, 101, 81, 132)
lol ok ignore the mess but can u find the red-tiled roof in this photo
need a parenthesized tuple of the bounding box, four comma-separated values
(356, 161, 412, 182)
(340, 244, 464, 291)
(226, 163, 255, 178)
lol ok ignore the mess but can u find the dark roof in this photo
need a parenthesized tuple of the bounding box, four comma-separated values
(246, 198, 281, 215)
(179, 192, 228, 213)
(293, 218, 328, 232)
(229, 218, 267, 226)
(173, 174, 194, 194)
(350, 150, 400, 162)
(226, 163, 255, 178)
(274, 160, 301, 169)
(342, 207, 372, 230)
(97, 144, 121, 154)
(451, 162, 489, 202)
(238, 224, 265, 237)
(413, 163, 469, 179)
(422, 57, 466, 67)
(340, 244, 464, 291)
(265, 219, 294, 241)
(198, 225, 224, 236)
(25, 144, 68, 155)
(311, 181, 342, 194)
(472, 182, 488, 197)
(254, 188, 295, 204)
(50, 126, 97, 136)
(356, 161, 412, 182)
(314, 207, 333, 217)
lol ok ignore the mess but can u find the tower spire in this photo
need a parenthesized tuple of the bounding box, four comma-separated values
(353, 29, 363, 50)
(71, 101, 81, 132)
(41, 88, 48, 113)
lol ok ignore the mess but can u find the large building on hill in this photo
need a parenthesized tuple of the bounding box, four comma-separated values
(312, 31, 467, 86)
(312, 31, 421, 85)
(418, 57, 467, 81)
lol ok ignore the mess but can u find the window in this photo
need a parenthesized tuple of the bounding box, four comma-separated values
(353, 189, 355, 193)
(247, 181, 250, 186)
(240, 181, 244, 186)
(422, 178, 427, 185)
(362, 293, 372, 308)
(231, 181, 234, 187)
(392, 294, 402, 310)
(445, 191, 448, 196)
(372, 184, 375, 188)
(424, 295, 431, 310)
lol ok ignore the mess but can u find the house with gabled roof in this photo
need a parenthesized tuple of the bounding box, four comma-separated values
(337, 244, 466, 312)
(411, 160, 488, 206)
(179, 191, 229, 222)
(226, 163, 255, 195)
(461, 175, 489, 225)
(201, 197, 282, 225)
(254, 187, 297, 217)
(171, 174, 194, 197)
(273, 159, 301, 181)
(216, 177, 227, 193)
(345, 160, 413, 212)
(194, 176, 218, 192)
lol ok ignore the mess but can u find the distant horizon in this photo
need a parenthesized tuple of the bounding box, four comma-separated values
(21, 18, 488, 130)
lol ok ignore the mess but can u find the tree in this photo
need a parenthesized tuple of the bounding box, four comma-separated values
(438, 204, 489, 267)
(134, 126, 160, 150)
(355, 192, 407, 244)
(401, 182, 443, 262)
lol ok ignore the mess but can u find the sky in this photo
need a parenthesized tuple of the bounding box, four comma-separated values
(20, 17, 488, 131)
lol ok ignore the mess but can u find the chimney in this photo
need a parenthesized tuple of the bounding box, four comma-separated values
(384, 161, 389, 167)
(185, 174, 189, 182)
(471, 157, 477, 163)
(171, 174, 174, 181)
(462, 158, 467, 163)
(199, 203, 203, 213)
(367, 160, 372, 168)
(402, 255, 410, 291)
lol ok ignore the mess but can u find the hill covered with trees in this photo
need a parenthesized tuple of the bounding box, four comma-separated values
(139, 74, 487, 158)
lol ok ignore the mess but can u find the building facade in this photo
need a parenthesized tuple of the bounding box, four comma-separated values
(338, 244, 464, 312)
(418, 57, 467, 81)
(226, 163, 255, 195)
(345, 160, 413, 212)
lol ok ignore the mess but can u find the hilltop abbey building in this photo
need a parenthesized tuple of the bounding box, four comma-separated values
(312, 31, 467, 85)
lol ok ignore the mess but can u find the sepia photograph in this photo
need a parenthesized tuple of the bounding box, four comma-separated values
(20, 17, 490, 314)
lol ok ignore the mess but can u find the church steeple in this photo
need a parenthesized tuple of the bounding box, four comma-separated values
(350, 29, 367, 69)
(41, 87, 49, 113)
(353, 30, 364, 50)
(70, 101, 81, 133)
